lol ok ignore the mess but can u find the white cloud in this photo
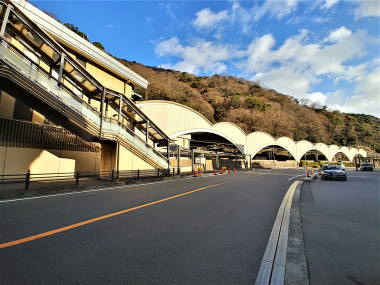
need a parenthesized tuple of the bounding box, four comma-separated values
(321, 0, 380, 18)
(243, 27, 366, 78)
(325, 26, 352, 42)
(252, 67, 317, 96)
(155, 21, 378, 116)
(192, 8, 229, 29)
(155, 37, 235, 74)
(307, 92, 328, 104)
(322, 0, 340, 9)
(191, 0, 303, 35)
(250, 0, 301, 21)
(319, 65, 380, 116)
(353, 0, 380, 18)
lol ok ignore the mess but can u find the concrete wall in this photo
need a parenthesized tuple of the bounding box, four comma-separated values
(0, 146, 75, 176)
(252, 160, 298, 169)
(118, 144, 155, 171)
(49, 149, 101, 173)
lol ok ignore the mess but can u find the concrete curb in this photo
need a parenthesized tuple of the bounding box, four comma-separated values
(255, 180, 300, 285)
(285, 181, 310, 285)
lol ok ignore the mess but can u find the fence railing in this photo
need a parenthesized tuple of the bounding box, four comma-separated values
(0, 118, 100, 152)
(0, 168, 176, 190)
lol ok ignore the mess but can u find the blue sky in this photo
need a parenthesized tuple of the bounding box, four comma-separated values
(32, 0, 380, 116)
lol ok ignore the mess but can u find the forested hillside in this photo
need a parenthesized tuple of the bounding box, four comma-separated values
(120, 60, 379, 153)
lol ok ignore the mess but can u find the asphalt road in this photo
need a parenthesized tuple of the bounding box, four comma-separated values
(301, 170, 380, 285)
(0, 169, 302, 285)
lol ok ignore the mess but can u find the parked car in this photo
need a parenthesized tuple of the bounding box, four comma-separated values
(321, 164, 347, 181)
(360, 163, 375, 171)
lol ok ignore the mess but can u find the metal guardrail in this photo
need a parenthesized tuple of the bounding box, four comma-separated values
(0, 168, 174, 190)
(0, 118, 100, 152)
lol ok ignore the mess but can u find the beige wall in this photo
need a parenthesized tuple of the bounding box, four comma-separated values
(49, 149, 100, 173)
(118, 144, 155, 171)
(0, 146, 75, 176)
(252, 160, 298, 169)
(0, 91, 15, 119)
(101, 143, 117, 172)
(85, 61, 132, 97)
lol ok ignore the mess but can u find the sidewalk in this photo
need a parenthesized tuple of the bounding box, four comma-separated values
(299, 172, 380, 285)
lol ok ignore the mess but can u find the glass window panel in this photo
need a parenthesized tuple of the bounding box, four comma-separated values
(23, 48, 39, 64)
(70, 69, 85, 83)
(0, 4, 4, 17)
(82, 80, 97, 92)
(63, 61, 74, 73)
(22, 27, 43, 47)
(40, 43, 60, 62)
(8, 13, 23, 31)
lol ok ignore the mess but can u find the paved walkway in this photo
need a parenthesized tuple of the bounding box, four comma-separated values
(300, 170, 380, 285)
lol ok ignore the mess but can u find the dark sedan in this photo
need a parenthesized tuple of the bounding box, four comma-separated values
(360, 163, 375, 171)
(321, 165, 347, 181)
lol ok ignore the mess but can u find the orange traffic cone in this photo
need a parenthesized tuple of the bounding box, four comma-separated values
(233, 168, 237, 173)
(219, 169, 223, 174)
(193, 171, 198, 177)
(213, 170, 217, 175)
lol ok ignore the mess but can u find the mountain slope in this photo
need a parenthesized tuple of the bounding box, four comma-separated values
(119, 59, 379, 153)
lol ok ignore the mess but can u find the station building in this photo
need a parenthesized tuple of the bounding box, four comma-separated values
(0, 0, 368, 178)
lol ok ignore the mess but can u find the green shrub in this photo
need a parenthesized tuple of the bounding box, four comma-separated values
(244, 96, 271, 111)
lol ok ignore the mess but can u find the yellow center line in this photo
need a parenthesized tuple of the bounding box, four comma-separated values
(0, 182, 227, 249)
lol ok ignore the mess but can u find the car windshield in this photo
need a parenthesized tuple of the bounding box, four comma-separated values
(323, 165, 341, 170)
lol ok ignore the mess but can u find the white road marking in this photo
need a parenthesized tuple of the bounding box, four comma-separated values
(288, 174, 305, 181)
(250, 172, 302, 177)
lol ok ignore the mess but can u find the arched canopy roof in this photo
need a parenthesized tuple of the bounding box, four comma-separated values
(169, 128, 245, 154)
(137, 101, 247, 152)
(137, 100, 368, 162)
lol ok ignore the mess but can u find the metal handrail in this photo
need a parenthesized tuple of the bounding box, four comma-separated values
(0, 118, 100, 151)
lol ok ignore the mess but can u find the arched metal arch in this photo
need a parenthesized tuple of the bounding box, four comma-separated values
(137, 100, 368, 162)
(246, 132, 298, 160)
(296, 141, 333, 162)
(169, 128, 245, 154)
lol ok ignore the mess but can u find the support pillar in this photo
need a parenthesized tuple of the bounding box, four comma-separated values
(57, 54, 65, 86)
(215, 152, 219, 170)
(167, 140, 170, 170)
(99, 89, 106, 136)
(105, 99, 109, 117)
(191, 149, 194, 173)
(145, 120, 149, 143)
(177, 146, 180, 175)
(118, 95, 123, 123)
(0, 4, 11, 37)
